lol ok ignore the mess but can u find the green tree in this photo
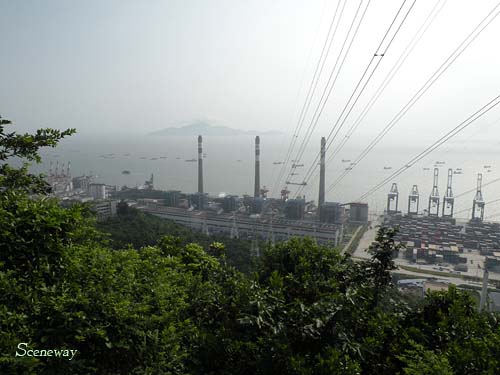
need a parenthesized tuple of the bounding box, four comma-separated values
(2, 114, 500, 374)
(0, 115, 75, 195)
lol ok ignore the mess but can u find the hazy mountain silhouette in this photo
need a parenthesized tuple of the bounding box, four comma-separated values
(150, 120, 283, 136)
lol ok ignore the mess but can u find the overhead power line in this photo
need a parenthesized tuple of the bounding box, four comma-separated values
(271, 0, 347, 196)
(454, 176, 500, 199)
(454, 197, 500, 216)
(279, 0, 371, 191)
(325, 1, 500, 196)
(292, 0, 417, 196)
(295, 0, 447, 198)
(356, 94, 500, 202)
(325, 0, 447, 168)
(268, 0, 330, 190)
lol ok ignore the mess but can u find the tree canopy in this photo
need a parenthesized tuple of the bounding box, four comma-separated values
(1, 116, 500, 374)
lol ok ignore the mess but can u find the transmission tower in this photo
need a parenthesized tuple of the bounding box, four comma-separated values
(267, 212, 275, 247)
(230, 214, 239, 239)
(202, 217, 209, 236)
(250, 215, 260, 257)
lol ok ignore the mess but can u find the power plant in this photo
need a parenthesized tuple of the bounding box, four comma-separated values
(45, 132, 500, 292)
(88, 133, 496, 279)
(131, 135, 376, 251)
(48, 132, 500, 288)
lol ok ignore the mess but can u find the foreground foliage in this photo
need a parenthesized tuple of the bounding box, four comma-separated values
(96, 201, 255, 273)
(2, 117, 500, 374)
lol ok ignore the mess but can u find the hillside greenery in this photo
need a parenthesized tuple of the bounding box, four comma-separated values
(96, 202, 255, 273)
(2, 116, 500, 374)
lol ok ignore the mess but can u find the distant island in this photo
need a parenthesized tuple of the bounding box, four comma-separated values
(149, 120, 284, 136)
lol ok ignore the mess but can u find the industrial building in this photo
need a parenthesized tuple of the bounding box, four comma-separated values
(47, 161, 73, 195)
(137, 203, 343, 246)
(89, 183, 106, 200)
(349, 203, 369, 223)
(285, 198, 305, 220)
(72, 175, 91, 192)
(223, 195, 239, 212)
(165, 190, 182, 208)
(92, 200, 117, 221)
(319, 202, 343, 223)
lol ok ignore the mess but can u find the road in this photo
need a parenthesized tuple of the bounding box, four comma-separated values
(341, 225, 363, 254)
(352, 217, 381, 259)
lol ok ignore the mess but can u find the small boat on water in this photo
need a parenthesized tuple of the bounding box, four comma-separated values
(121, 170, 131, 175)
(273, 161, 284, 165)
(435, 161, 445, 164)
(160, 156, 167, 159)
(484, 165, 492, 168)
(342, 159, 351, 163)
(185, 158, 196, 162)
(423, 167, 430, 170)
(384, 166, 392, 170)
(150, 158, 158, 160)
(139, 157, 147, 159)
(176, 157, 181, 160)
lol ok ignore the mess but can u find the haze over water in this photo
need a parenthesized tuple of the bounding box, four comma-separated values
(32, 133, 500, 221)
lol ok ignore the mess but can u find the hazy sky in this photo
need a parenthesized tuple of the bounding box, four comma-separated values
(1, 0, 500, 146)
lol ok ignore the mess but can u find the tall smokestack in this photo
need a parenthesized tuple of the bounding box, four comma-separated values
(198, 135, 204, 193)
(318, 137, 326, 208)
(254, 136, 260, 197)
(67, 161, 71, 177)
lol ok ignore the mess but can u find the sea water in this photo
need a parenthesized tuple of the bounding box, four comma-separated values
(29, 133, 500, 221)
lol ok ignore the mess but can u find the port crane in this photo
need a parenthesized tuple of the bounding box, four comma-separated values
(442, 168, 454, 218)
(428, 168, 440, 216)
(408, 185, 419, 215)
(387, 183, 399, 214)
(472, 173, 485, 222)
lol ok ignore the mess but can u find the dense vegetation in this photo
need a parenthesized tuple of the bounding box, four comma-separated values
(2, 116, 500, 374)
(96, 201, 255, 273)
